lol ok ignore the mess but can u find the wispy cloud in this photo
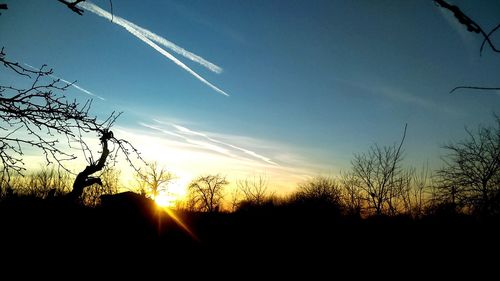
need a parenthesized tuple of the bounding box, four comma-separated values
(172, 124, 278, 165)
(377, 86, 457, 115)
(79, 1, 229, 96)
(24, 63, 106, 101)
(119, 122, 321, 193)
(170, 123, 278, 165)
(140, 121, 249, 162)
(143, 120, 279, 165)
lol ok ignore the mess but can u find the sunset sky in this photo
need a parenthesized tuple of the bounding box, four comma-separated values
(1, 0, 499, 194)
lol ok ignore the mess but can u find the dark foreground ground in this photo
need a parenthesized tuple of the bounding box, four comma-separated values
(1, 194, 499, 274)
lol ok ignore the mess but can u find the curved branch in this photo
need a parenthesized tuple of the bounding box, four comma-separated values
(450, 86, 500, 94)
(434, 0, 500, 55)
(480, 23, 500, 55)
(68, 130, 111, 200)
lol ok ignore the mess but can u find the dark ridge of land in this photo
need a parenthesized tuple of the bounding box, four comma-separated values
(1, 195, 498, 272)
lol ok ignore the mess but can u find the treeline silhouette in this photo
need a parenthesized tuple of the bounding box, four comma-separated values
(1, 116, 499, 266)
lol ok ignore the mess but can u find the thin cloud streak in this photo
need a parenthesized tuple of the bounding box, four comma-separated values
(79, 2, 229, 97)
(139, 122, 236, 158)
(171, 124, 278, 165)
(142, 121, 277, 166)
(114, 125, 317, 194)
(23, 63, 106, 101)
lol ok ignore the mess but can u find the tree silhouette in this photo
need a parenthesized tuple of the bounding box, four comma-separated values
(436, 116, 500, 216)
(351, 125, 409, 216)
(135, 161, 174, 200)
(339, 172, 363, 216)
(0, 49, 142, 199)
(291, 176, 343, 211)
(187, 174, 228, 212)
(237, 175, 271, 206)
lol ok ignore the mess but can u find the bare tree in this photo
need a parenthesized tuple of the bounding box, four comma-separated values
(237, 175, 271, 206)
(228, 187, 242, 212)
(135, 162, 174, 200)
(0, 49, 142, 200)
(293, 176, 343, 208)
(4, 166, 72, 198)
(340, 171, 364, 216)
(436, 116, 500, 215)
(399, 165, 432, 218)
(187, 174, 228, 212)
(351, 125, 409, 216)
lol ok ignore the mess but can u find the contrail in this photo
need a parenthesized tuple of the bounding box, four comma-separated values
(125, 19, 222, 74)
(80, 2, 222, 74)
(24, 63, 106, 101)
(79, 1, 229, 96)
(171, 123, 279, 165)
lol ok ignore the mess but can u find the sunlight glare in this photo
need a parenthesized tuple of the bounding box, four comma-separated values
(155, 193, 175, 207)
(154, 177, 189, 207)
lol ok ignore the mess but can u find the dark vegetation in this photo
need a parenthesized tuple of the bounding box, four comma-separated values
(0, 0, 499, 268)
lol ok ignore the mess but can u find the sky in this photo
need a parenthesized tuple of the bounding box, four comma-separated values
(1, 0, 499, 194)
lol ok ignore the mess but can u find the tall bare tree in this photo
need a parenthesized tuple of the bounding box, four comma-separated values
(436, 116, 500, 215)
(237, 175, 271, 206)
(351, 125, 409, 216)
(400, 165, 432, 218)
(135, 162, 174, 200)
(340, 171, 364, 216)
(187, 174, 228, 212)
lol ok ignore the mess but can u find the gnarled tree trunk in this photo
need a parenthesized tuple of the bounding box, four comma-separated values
(68, 130, 112, 201)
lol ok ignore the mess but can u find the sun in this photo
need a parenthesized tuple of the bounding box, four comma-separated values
(154, 178, 189, 208)
(155, 193, 176, 207)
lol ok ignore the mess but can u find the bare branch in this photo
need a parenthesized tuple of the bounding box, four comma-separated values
(450, 86, 500, 94)
(57, 0, 85, 16)
(0, 49, 144, 198)
(480, 23, 500, 55)
(434, 0, 499, 55)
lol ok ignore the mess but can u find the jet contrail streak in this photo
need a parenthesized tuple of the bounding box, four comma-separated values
(126, 21, 223, 74)
(79, 2, 228, 96)
(23, 63, 106, 101)
(172, 124, 278, 165)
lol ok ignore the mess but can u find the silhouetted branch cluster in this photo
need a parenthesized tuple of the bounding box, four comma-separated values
(1, 48, 102, 177)
(434, 0, 500, 94)
(435, 0, 499, 55)
(436, 116, 500, 215)
(187, 174, 228, 212)
(57, 0, 114, 22)
(135, 161, 174, 200)
(0, 48, 144, 189)
(57, 0, 85, 15)
(237, 176, 271, 206)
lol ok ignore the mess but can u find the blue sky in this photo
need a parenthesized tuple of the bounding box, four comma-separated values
(1, 0, 499, 192)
